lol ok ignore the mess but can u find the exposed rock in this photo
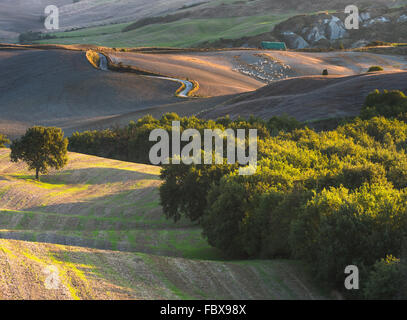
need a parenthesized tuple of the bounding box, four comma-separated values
(272, 5, 407, 49)
(273, 13, 348, 49)
(360, 12, 371, 21)
(328, 16, 347, 40)
(398, 14, 407, 23)
(363, 16, 390, 27)
(351, 39, 370, 48)
(281, 32, 309, 49)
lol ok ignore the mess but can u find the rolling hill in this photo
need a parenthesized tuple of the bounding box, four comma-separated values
(12, 0, 404, 48)
(0, 148, 326, 300)
(200, 71, 407, 121)
(2, 45, 407, 140)
(0, 47, 187, 139)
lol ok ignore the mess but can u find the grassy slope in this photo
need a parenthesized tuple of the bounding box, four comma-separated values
(0, 148, 327, 299)
(0, 148, 214, 260)
(35, 14, 295, 48)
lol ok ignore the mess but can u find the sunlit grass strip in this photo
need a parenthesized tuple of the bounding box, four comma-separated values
(188, 80, 200, 97)
(86, 50, 100, 69)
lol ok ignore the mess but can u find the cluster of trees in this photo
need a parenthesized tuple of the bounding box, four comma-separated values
(158, 91, 407, 299)
(68, 113, 301, 165)
(360, 89, 407, 120)
(3, 89, 407, 298)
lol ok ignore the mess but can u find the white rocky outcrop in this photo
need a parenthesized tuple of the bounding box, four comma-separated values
(360, 12, 371, 21)
(327, 16, 347, 40)
(282, 31, 309, 49)
(398, 15, 407, 23)
(363, 16, 390, 26)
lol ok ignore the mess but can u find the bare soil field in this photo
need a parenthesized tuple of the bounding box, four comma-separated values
(2, 46, 407, 139)
(261, 51, 407, 76)
(201, 71, 407, 121)
(0, 239, 324, 300)
(110, 51, 264, 97)
(0, 48, 183, 139)
(112, 50, 407, 94)
(0, 149, 326, 300)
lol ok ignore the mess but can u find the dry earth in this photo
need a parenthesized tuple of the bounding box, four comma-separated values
(2, 46, 407, 139)
(0, 48, 180, 139)
(201, 71, 407, 121)
(112, 49, 407, 93)
(0, 238, 324, 300)
(110, 50, 264, 97)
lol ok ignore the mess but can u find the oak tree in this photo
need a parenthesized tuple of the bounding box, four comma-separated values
(10, 127, 68, 180)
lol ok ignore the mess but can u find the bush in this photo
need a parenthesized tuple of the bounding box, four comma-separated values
(202, 177, 250, 257)
(364, 255, 407, 299)
(0, 134, 10, 148)
(86, 50, 101, 68)
(160, 160, 237, 223)
(189, 116, 407, 295)
(267, 115, 303, 135)
(367, 66, 384, 72)
(290, 184, 407, 286)
(360, 90, 407, 120)
(322, 69, 329, 76)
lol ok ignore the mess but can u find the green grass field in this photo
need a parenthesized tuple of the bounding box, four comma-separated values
(0, 148, 221, 260)
(36, 14, 296, 48)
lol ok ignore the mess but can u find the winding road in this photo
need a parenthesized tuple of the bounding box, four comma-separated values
(98, 53, 194, 98)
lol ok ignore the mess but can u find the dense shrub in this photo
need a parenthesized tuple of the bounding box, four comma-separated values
(191, 116, 407, 297)
(160, 160, 237, 223)
(69, 113, 299, 165)
(0, 134, 10, 148)
(86, 50, 101, 69)
(361, 90, 407, 120)
(290, 184, 407, 285)
(367, 66, 384, 72)
(364, 255, 407, 299)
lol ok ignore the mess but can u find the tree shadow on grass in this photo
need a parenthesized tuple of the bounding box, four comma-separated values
(11, 167, 160, 186)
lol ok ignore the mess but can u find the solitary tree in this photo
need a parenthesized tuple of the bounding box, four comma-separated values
(0, 134, 10, 148)
(10, 126, 68, 180)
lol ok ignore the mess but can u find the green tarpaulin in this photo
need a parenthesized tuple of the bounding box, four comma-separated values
(261, 41, 287, 50)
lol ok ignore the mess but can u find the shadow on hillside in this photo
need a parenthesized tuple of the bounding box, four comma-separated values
(12, 167, 159, 186)
(23, 184, 195, 230)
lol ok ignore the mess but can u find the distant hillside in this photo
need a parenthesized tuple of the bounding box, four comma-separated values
(201, 71, 407, 121)
(15, 0, 404, 48)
